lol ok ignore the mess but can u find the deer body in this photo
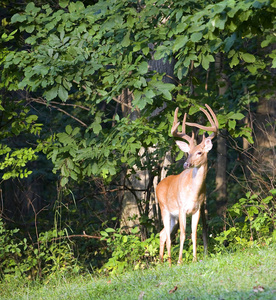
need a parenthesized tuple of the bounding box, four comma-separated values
(157, 105, 218, 265)
(158, 167, 206, 214)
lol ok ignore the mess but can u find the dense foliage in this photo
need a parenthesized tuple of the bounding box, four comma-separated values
(0, 0, 275, 279)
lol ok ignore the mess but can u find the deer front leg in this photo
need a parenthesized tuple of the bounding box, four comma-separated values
(191, 209, 200, 262)
(178, 209, 186, 264)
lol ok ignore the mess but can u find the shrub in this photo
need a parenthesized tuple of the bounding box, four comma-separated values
(0, 219, 25, 278)
(212, 189, 276, 254)
(0, 219, 80, 280)
(99, 227, 159, 274)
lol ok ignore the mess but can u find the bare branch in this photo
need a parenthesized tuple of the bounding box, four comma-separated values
(51, 232, 104, 241)
(31, 97, 88, 128)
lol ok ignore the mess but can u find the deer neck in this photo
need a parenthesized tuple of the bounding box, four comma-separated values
(184, 163, 207, 195)
(192, 163, 207, 181)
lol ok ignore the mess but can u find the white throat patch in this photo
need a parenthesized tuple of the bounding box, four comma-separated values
(192, 167, 199, 178)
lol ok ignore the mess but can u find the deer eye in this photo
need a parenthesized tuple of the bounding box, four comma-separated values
(197, 151, 202, 156)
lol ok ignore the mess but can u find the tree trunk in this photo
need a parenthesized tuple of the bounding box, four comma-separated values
(215, 133, 228, 217)
(251, 97, 276, 191)
(119, 89, 143, 231)
(215, 53, 228, 220)
(243, 44, 276, 193)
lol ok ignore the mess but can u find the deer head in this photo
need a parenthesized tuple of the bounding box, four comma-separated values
(171, 104, 219, 169)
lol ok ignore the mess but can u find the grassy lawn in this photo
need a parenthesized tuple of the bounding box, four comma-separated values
(1, 244, 276, 299)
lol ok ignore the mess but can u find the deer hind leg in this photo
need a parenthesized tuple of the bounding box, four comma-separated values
(191, 209, 200, 262)
(160, 215, 177, 263)
(178, 209, 186, 264)
(160, 210, 173, 265)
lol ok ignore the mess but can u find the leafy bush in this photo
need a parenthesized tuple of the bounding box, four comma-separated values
(29, 229, 80, 278)
(231, 190, 276, 238)
(0, 219, 25, 278)
(99, 227, 159, 274)
(212, 190, 276, 254)
(0, 219, 80, 280)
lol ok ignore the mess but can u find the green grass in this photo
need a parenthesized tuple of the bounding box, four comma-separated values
(1, 244, 276, 299)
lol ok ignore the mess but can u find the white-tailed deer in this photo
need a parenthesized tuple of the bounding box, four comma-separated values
(156, 104, 218, 265)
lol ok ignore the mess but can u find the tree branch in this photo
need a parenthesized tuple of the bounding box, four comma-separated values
(31, 97, 88, 128)
(51, 231, 104, 241)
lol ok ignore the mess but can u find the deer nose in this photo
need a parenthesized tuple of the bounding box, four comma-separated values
(183, 161, 190, 169)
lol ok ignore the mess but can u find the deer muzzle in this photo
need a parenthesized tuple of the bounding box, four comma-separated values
(183, 161, 190, 169)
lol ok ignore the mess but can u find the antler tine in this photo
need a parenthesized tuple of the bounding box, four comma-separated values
(185, 104, 218, 140)
(182, 113, 195, 143)
(171, 107, 195, 145)
(171, 107, 180, 136)
(205, 104, 219, 128)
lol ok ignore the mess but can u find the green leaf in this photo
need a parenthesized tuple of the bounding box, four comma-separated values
(126, 15, 135, 28)
(11, 13, 26, 23)
(26, 2, 36, 13)
(271, 57, 276, 68)
(65, 125, 72, 135)
(131, 227, 139, 234)
(150, 81, 175, 100)
(144, 89, 155, 99)
(230, 52, 239, 68)
(138, 61, 148, 75)
(60, 177, 68, 187)
(260, 35, 276, 48)
(228, 119, 236, 130)
(240, 53, 255, 63)
(91, 163, 99, 175)
(227, 20, 237, 32)
(239, 10, 251, 22)
(212, 14, 227, 30)
(72, 127, 80, 136)
(224, 33, 236, 52)
(33, 65, 49, 76)
(25, 25, 35, 34)
(103, 74, 114, 84)
(142, 46, 149, 56)
(154, 45, 170, 60)
(269, 189, 276, 195)
(201, 54, 214, 70)
(190, 32, 203, 43)
(59, 0, 69, 8)
(228, 112, 245, 120)
(262, 196, 273, 204)
(91, 121, 102, 135)
(63, 78, 72, 90)
(44, 85, 58, 101)
(133, 90, 142, 103)
(227, 6, 240, 18)
(122, 30, 130, 47)
(173, 36, 188, 52)
(100, 231, 108, 238)
(57, 132, 74, 145)
(58, 85, 68, 102)
(247, 64, 257, 74)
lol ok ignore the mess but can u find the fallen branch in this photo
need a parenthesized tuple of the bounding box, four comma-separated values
(52, 231, 104, 241)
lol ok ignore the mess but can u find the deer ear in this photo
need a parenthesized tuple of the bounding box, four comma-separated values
(175, 140, 190, 153)
(204, 138, 213, 151)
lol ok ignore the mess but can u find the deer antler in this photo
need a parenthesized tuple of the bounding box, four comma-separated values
(185, 104, 218, 140)
(171, 107, 195, 146)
